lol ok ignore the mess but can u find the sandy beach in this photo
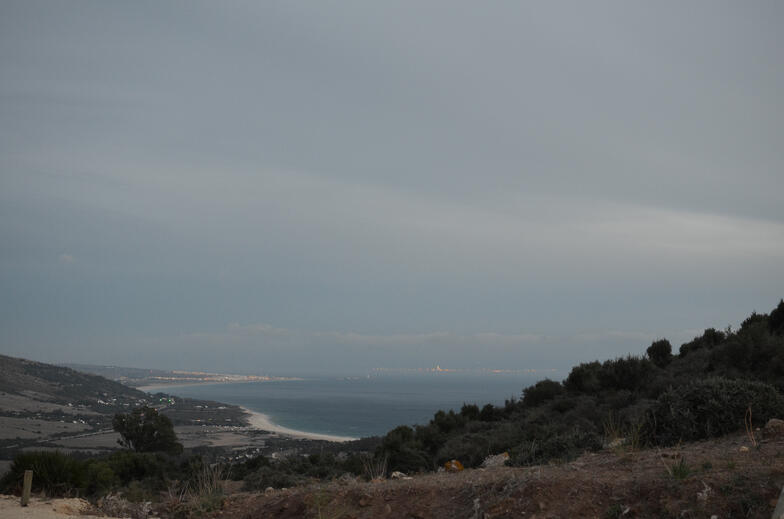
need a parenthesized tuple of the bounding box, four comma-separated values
(241, 407, 357, 442)
(140, 383, 357, 443)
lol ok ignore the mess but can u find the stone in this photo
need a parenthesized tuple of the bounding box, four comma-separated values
(764, 418, 784, 440)
(481, 452, 510, 468)
(444, 459, 464, 472)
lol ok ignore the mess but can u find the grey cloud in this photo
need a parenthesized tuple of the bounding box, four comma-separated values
(1, 1, 782, 372)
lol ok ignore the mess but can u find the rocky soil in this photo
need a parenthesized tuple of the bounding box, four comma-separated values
(213, 431, 784, 518)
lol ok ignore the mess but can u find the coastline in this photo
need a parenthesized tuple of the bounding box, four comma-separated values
(138, 384, 358, 442)
(240, 406, 358, 443)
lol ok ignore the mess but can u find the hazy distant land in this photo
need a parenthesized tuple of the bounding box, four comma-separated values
(62, 363, 299, 389)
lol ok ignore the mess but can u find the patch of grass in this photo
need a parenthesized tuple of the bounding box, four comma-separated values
(670, 458, 690, 479)
(603, 503, 624, 519)
(659, 452, 690, 480)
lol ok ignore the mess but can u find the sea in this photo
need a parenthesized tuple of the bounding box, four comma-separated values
(153, 373, 549, 439)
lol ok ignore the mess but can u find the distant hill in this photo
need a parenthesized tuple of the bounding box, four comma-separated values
(61, 363, 173, 387)
(0, 354, 249, 460)
(0, 355, 159, 457)
(0, 354, 147, 406)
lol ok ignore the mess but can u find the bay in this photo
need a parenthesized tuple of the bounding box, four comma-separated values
(155, 373, 545, 439)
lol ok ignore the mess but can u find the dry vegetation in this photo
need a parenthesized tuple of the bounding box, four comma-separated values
(214, 432, 784, 518)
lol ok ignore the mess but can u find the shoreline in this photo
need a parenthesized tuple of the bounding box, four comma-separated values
(240, 407, 358, 443)
(138, 384, 358, 443)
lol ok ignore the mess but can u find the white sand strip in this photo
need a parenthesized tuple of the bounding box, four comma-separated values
(240, 406, 357, 443)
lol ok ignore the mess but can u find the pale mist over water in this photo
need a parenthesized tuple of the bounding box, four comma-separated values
(155, 373, 545, 438)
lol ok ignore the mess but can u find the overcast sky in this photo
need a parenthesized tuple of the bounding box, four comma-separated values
(1, 1, 783, 374)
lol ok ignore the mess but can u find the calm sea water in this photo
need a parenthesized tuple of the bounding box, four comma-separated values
(158, 373, 545, 438)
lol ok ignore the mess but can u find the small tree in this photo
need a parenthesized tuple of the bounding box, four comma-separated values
(112, 406, 182, 455)
(646, 339, 672, 368)
(522, 379, 564, 407)
(769, 299, 784, 335)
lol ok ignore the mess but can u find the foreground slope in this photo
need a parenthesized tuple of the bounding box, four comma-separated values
(218, 431, 783, 518)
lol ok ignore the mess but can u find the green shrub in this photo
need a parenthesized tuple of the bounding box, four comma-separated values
(460, 404, 480, 420)
(598, 356, 656, 393)
(104, 451, 171, 488)
(244, 465, 303, 490)
(770, 299, 784, 335)
(522, 379, 564, 408)
(479, 403, 500, 421)
(84, 460, 117, 495)
(679, 328, 726, 357)
(0, 451, 86, 497)
(668, 458, 690, 480)
(646, 339, 673, 368)
(436, 433, 489, 468)
(564, 361, 602, 394)
(229, 454, 271, 481)
(645, 377, 784, 445)
(508, 426, 601, 466)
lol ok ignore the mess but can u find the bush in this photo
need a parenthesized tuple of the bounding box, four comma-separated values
(769, 299, 784, 335)
(645, 377, 784, 445)
(103, 451, 172, 489)
(523, 379, 564, 408)
(646, 339, 672, 368)
(244, 465, 303, 490)
(479, 403, 500, 422)
(679, 328, 726, 357)
(460, 403, 480, 420)
(598, 356, 656, 393)
(0, 451, 86, 497)
(508, 425, 601, 466)
(84, 461, 118, 495)
(564, 361, 602, 394)
(436, 434, 489, 468)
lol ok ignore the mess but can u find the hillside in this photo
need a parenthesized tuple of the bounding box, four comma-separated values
(0, 355, 250, 465)
(361, 300, 784, 476)
(0, 354, 149, 406)
(0, 354, 153, 439)
(221, 431, 784, 518)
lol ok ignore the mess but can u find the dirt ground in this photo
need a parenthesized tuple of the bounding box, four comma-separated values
(0, 495, 119, 519)
(214, 432, 784, 518)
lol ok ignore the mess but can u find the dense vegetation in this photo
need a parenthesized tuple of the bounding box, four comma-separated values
(0, 450, 194, 498)
(371, 300, 784, 473)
